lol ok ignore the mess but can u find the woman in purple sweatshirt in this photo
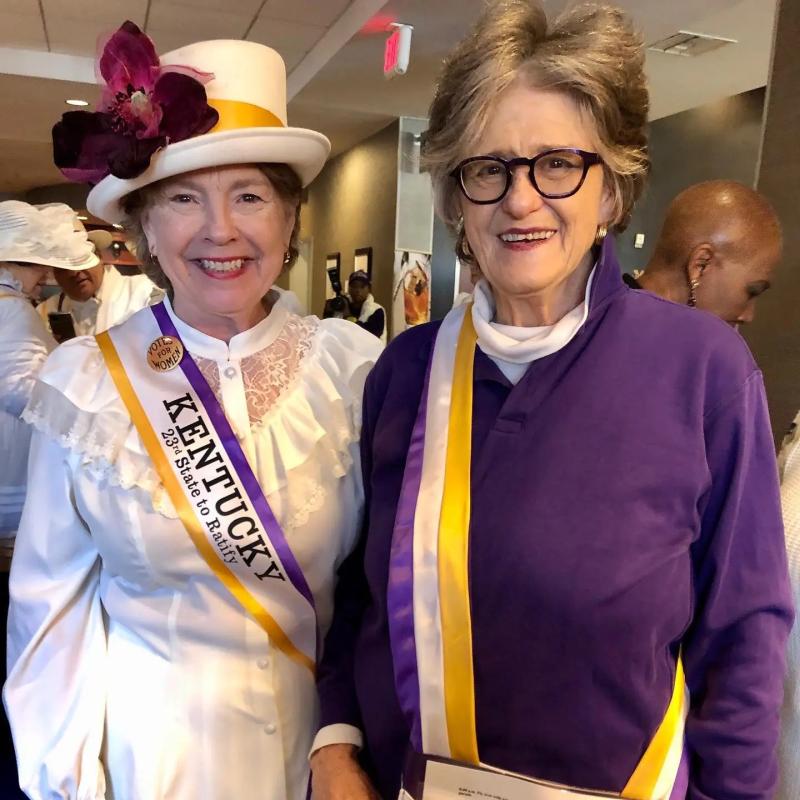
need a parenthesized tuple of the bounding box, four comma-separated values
(311, 2, 793, 798)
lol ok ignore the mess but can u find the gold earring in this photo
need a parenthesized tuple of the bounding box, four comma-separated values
(687, 262, 708, 307)
(687, 277, 701, 308)
(283, 250, 291, 265)
(594, 224, 608, 246)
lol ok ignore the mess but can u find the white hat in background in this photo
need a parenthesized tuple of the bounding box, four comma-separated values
(0, 201, 99, 271)
(87, 229, 113, 252)
(53, 21, 331, 224)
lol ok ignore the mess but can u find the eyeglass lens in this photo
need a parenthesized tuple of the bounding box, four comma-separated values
(460, 150, 589, 202)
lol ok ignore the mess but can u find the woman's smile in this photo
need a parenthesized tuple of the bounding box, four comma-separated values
(190, 256, 253, 279)
(497, 227, 558, 251)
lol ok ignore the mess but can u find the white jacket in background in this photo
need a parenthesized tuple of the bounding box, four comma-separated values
(0, 269, 55, 537)
(37, 266, 162, 336)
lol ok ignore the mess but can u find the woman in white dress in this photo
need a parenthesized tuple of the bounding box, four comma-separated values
(0, 201, 98, 798)
(4, 25, 382, 800)
(1, 202, 97, 537)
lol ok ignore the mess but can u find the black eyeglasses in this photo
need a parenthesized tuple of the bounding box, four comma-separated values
(451, 149, 603, 204)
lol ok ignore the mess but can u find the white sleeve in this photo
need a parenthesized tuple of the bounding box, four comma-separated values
(309, 724, 364, 758)
(4, 431, 107, 800)
(0, 301, 55, 417)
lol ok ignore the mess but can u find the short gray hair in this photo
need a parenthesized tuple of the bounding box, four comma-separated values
(423, 0, 650, 263)
(121, 163, 303, 293)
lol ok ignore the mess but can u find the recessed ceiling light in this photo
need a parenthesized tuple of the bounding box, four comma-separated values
(112, 223, 124, 229)
(77, 215, 88, 220)
(65, 99, 89, 107)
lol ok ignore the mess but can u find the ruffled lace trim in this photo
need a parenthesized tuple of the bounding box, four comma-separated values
(23, 382, 174, 515)
(23, 319, 369, 528)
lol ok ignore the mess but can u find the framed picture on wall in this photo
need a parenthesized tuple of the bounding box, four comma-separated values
(326, 252, 342, 298)
(354, 247, 373, 278)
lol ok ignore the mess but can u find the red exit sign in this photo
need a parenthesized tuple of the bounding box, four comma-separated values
(384, 24, 412, 78)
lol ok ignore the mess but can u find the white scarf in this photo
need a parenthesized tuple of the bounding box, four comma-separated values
(357, 293, 380, 322)
(356, 293, 387, 343)
(471, 270, 595, 374)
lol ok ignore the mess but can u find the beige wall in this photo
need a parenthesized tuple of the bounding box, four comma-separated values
(744, 0, 800, 441)
(305, 121, 399, 319)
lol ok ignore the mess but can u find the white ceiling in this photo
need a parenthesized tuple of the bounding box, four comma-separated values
(0, 0, 354, 63)
(0, 0, 779, 194)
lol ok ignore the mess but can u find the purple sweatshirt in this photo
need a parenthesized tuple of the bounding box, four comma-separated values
(317, 240, 793, 799)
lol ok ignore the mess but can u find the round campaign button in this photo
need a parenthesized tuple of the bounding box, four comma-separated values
(147, 336, 184, 372)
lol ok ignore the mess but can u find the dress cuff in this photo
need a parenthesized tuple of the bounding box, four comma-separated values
(309, 723, 364, 760)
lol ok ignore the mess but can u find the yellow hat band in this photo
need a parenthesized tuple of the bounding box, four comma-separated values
(208, 99, 285, 132)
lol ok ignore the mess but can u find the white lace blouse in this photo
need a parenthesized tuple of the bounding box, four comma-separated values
(4, 300, 382, 800)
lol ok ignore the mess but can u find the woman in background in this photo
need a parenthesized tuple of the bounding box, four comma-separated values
(0, 200, 97, 798)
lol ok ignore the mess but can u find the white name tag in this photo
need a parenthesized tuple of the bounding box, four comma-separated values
(417, 760, 616, 800)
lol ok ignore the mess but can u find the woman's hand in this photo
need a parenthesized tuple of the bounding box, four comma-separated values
(310, 744, 380, 800)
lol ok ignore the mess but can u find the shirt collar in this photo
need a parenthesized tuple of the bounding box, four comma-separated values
(587, 236, 625, 313)
(94, 265, 115, 305)
(162, 295, 289, 362)
(474, 346, 513, 387)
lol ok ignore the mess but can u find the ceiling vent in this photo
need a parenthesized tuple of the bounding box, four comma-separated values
(648, 31, 738, 57)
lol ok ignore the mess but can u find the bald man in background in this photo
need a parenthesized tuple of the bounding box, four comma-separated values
(625, 180, 783, 326)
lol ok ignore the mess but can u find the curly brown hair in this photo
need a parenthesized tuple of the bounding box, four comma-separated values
(423, 0, 650, 264)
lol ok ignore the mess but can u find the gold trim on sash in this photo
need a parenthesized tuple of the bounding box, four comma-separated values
(208, 99, 285, 132)
(622, 657, 686, 798)
(438, 309, 480, 763)
(96, 330, 315, 675)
